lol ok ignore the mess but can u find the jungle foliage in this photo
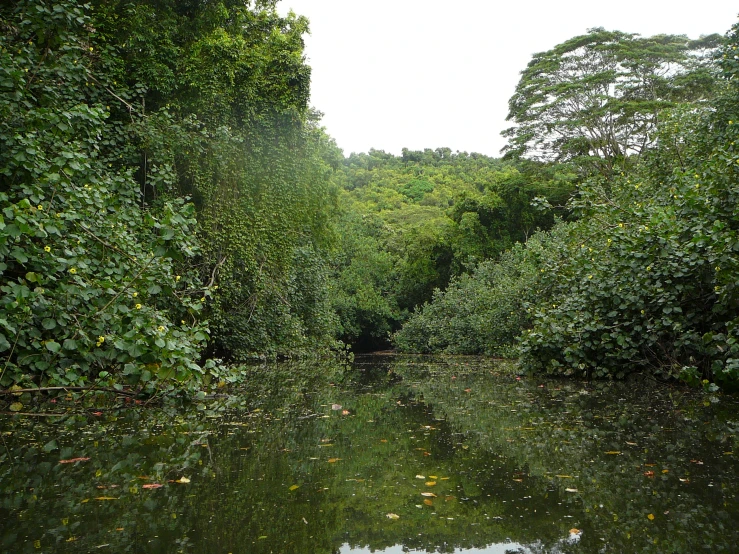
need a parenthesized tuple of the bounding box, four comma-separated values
(398, 21, 739, 386)
(0, 0, 339, 394)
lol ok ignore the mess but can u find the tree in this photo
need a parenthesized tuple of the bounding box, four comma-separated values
(502, 28, 721, 176)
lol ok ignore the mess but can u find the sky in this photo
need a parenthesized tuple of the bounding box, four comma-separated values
(277, 1, 738, 158)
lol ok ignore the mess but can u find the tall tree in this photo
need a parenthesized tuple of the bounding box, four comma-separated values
(502, 28, 721, 176)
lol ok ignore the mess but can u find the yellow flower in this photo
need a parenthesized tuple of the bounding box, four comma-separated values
(98, 336, 105, 342)
(181, 320, 186, 325)
(44, 246, 51, 252)
(640, 310, 645, 315)
(588, 275, 593, 279)
(157, 326, 164, 332)
(647, 513, 655, 521)
(37, 204, 43, 210)
(135, 303, 142, 310)
(132, 292, 138, 297)
(200, 297, 206, 302)
(646, 266, 652, 272)
(175, 275, 181, 281)
(69, 268, 77, 274)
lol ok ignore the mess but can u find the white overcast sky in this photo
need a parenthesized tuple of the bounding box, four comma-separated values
(277, 1, 738, 157)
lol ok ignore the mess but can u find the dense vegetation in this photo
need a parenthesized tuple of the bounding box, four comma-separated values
(1, 0, 738, 393)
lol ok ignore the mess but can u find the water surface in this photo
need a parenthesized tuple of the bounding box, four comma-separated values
(1, 356, 737, 553)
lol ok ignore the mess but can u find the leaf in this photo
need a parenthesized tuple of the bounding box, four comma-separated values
(421, 492, 437, 497)
(9, 402, 23, 412)
(331, 404, 342, 410)
(647, 513, 655, 521)
(415, 475, 425, 479)
(94, 497, 118, 501)
(289, 484, 300, 491)
(556, 474, 573, 478)
(565, 488, 579, 493)
(45, 340, 61, 353)
(386, 513, 400, 520)
(59, 457, 90, 464)
(425, 481, 436, 486)
(175, 476, 190, 484)
(604, 451, 621, 455)
(423, 499, 433, 506)
(428, 475, 438, 479)
(327, 458, 340, 463)
(570, 528, 582, 535)
(142, 484, 163, 489)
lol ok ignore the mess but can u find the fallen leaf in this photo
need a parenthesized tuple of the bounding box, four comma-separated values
(444, 495, 456, 502)
(423, 452, 431, 456)
(423, 499, 433, 506)
(626, 442, 638, 446)
(94, 497, 118, 501)
(679, 478, 690, 483)
(328, 458, 340, 463)
(415, 475, 425, 479)
(175, 476, 190, 484)
(428, 475, 438, 479)
(289, 485, 300, 491)
(421, 492, 437, 497)
(644, 463, 657, 467)
(644, 471, 655, 478)
(142, 484, 163, 490)
(512, 478, 523, 482)
(331, 404, 342, 410)
(425, 481, 437, 486)
(565, 488, 579, 493)
(59, 457, 90, 464)
(341, 410, 350, 415)
(604, 451, 621, 455)
(569, 528, 581, 535)
(380, 439, 388, 443)
(386, 513, 400, 520)
(555, 475, 573, 478)
(440, 477, 449, 480)
(690, 459, 704, 465)
(662, 469, 669, 474)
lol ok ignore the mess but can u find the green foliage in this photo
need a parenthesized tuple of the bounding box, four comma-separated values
(394, 230, 558, 356)
(503, 28, 721, 176)
(0, 0, 209, 390)
(333, 149, 573, 350)
(519, 21, 739, 383)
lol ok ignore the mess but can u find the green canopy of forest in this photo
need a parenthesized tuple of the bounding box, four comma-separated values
(1, 0, 738, 393)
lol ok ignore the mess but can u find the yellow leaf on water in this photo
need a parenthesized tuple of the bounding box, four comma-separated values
(421, 492, 437, 497)
(425, 481, 436, 486)
(386, 513, 400, 520)
(289, 485, 300, 491)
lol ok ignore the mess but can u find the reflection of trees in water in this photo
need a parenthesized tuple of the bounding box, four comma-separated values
(0, 358, 737, 553)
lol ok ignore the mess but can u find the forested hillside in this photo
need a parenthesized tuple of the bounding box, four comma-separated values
(1, 0, 738, 393)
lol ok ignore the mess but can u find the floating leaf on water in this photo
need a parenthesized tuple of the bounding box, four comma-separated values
(386, 513, 400, 520)
(421, 492, 437, 497)
(59, 457, 90, 464)
(425, 481, 436, 486)
(142, 484, 163, 490)
(289, 485, 300, 491)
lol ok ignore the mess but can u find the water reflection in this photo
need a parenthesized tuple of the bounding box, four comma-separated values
(0, 356, 737, 553)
